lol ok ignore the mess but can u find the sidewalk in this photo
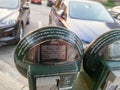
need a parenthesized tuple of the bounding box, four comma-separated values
(0, 59, 28, 90)
(0, 59, 58, 90)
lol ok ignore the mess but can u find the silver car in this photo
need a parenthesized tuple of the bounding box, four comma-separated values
(49, 0, 120, 48)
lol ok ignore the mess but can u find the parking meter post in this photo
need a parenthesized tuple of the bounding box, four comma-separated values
(14, 26, 83, 90)
(28, 74, 36, 90)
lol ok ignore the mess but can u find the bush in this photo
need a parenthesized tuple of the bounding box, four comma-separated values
(108, 0, 115, 3)
(102, 0, 116, 8)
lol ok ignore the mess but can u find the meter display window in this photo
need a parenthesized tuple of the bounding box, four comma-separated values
(24, 39, 80, 64)
(40, 39, 67, 62)
(97, 40, 120, 61)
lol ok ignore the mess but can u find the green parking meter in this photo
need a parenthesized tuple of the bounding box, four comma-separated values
(14, 26, 83, 90)
(82, 30, 120, 90)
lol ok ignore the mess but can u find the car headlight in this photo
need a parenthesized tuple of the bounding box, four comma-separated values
(0, 12, 19, 27)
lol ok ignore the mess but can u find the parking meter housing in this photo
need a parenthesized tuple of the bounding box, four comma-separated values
(14, 26, 83, 90)
(83, 30, 120, 90)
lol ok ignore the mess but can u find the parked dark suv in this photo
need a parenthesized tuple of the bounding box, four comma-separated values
(49, 0, 120, 48)
(0, 0, 30, 46)
(47, 0, 56, 7)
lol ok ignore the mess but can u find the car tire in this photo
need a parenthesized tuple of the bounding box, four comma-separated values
(15, 23, 24, 44)
(26, 17, 30, 25)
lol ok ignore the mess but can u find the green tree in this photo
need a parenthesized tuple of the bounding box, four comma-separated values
(108, 0, 115, 3)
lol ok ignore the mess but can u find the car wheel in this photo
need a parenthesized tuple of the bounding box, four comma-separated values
(15, 23, 24, 43)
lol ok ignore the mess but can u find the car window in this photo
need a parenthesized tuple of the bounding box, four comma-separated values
(69, 1, 114, 23)
(0, 0, 19, 9)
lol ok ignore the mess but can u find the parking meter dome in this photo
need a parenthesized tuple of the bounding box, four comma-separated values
(82, 30, 120, 90)
(83, 30, 120, 76)
(14, 26, 83, 77)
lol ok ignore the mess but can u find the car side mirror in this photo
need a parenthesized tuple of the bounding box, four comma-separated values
(22, 5, 29, 10)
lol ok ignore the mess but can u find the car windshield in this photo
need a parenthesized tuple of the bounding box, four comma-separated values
(69, 1, 114, 22)
(0, 0, 19, 9)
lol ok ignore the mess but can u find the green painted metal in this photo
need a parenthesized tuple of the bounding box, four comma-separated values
(14, 26, 83, 77)
(14, 26, 83, 90)
(14, 26, 120, 90)
(83, 30, 120, 90)
(85, 30, 120, 55)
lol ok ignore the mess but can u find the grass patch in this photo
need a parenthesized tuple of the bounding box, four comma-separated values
(102, 2, 116, 8)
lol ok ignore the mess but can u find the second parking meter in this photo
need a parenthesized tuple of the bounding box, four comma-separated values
(14, 26, 83, 90)
(82, 30, 120, 90)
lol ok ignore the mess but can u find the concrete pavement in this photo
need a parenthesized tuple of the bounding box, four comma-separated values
(0, 59, 29, 90)
(0, 59, 59, 90)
